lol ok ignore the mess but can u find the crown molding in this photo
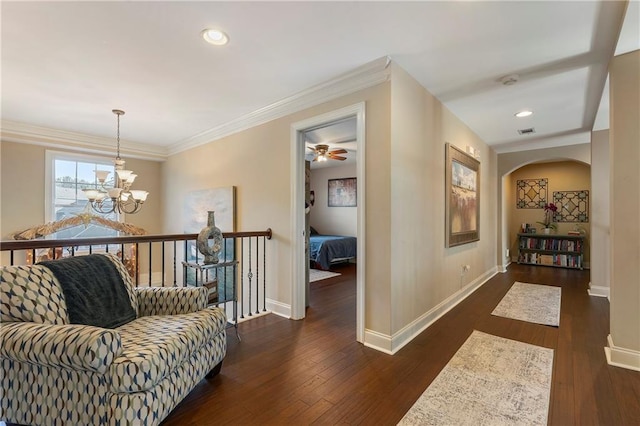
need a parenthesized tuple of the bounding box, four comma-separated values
(1, 56, 391, 159)
(167, 56, 392, 155)
(0, 120, 167, 161)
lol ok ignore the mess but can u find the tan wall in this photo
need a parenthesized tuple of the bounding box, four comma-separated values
(389, 63, 498, 335)
(162, 84, 392, 329)
(497, 143, 591, 273)
(609, 49, 640, 358)
(506, 161, 591, 264)
(309, 163, 357, 237)
(590, 129, 610, 291)
(0, 141, 164, 238)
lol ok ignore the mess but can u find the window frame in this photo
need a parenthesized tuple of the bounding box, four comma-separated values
(45, 150, 122, 232)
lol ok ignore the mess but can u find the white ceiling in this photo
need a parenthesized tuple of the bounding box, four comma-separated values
(1, 1, 638, 159)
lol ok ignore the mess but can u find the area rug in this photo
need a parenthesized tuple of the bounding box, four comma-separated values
(491, 281, 561, 327)
(398, 330, 554, 426)
(309, 269, 341, 282)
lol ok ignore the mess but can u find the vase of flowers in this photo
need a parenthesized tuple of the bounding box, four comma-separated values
(537, 203, 558, 234)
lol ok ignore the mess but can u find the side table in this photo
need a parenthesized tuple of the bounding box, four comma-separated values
(182, 260, 240, 340)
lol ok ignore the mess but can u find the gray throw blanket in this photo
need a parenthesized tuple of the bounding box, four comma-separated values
(39, 254, 136, 329)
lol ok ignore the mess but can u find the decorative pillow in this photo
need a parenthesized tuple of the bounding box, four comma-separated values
(0, 264, 70, 324)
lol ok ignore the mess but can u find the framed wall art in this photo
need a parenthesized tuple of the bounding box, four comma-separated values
(328, 177, 357, 207)
(445, 143, 480, 247)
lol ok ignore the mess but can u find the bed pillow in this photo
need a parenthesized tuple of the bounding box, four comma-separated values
(310, 226, 319, 235)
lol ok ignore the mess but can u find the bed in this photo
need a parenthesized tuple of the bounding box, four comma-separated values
(309, 228, 357, 270)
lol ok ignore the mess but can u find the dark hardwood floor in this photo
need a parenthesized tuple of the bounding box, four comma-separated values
(161, 263, 640, 425)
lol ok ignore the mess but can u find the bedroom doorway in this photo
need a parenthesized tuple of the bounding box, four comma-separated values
(290, 102, 365, 343)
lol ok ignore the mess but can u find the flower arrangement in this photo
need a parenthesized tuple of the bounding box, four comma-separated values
(537, 203, 558, 230)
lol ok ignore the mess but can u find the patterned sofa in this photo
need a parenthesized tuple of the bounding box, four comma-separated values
(0, 253, 227, 426)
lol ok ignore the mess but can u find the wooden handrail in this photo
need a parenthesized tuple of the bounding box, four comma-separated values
(0, 228, 272, 251)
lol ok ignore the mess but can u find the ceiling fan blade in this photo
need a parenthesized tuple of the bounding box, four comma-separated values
(329, 149, 348, 155)
(328, 155, 347, 161)
(307, 146, 317, 151)
(312, 157, 318, 162)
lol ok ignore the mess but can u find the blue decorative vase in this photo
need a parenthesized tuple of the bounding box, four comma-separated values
(197, 211, 223, 264)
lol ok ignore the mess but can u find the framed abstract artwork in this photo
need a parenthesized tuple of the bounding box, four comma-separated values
(552, 190, 589, 222)
(445, 143, 480, 247)
(516, 178, 548, 208)
(328, 177, 357, 207)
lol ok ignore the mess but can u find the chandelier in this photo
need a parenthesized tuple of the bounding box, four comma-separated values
(82, 109, 149, 214)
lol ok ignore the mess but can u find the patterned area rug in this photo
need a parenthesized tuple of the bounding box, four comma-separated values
(492, 281, 561, 327)
(399, 331, 554, 426)
(309, 269, 341, 283)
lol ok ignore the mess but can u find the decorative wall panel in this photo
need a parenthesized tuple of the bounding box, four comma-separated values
(553, 190, 589, 222)
(516, 179, 548, 208)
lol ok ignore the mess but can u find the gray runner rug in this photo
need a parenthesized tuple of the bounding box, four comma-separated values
(399, 330, 554, 426)
(492, 281, 561, 327)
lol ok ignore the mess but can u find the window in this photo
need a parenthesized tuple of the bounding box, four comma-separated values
(46, 151, 120, 239)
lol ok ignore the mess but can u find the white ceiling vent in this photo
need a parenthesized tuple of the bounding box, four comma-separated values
(517, 127, 536, 135)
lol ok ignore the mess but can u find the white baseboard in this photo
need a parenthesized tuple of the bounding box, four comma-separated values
(363, 267, 498, 355)
(498, 261, 511, 273)
(605, 334, 640, 372)
(362, 329, 394, 354)
(587, 282, 610, 299)
(266, 298, 291, 319)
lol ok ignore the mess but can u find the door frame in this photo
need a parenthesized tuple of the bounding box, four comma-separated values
(290, 102, 366, 342)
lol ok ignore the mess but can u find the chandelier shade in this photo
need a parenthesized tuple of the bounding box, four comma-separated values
(82, 109, 149, 214)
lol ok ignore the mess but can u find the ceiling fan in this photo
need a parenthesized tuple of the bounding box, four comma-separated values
(307, 144, 348, 162)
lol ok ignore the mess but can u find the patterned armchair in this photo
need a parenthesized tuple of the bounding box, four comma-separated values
(0, 253, 227, 426)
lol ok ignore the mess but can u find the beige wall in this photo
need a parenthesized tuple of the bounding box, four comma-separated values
(309, 163, 357, 237)
(389, 63, 498, 336)
(0, 141, 164, 238)
(609, 49, 640, 363)
(506, 161, 591, 264)
(590, 130, 610, 292)
(497, 143, 591, 272)
(162, 84, 392, 325)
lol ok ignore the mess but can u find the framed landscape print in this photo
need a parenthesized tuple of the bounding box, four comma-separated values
(328, 177, 357, 207)
(445, 143, 480, 247)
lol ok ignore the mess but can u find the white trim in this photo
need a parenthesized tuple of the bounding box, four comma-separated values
(498, 261, 511, 273)
(1, 57, 390, 160)
(290, 102, 366, 341)
(45, 149, 121, 223)
(266, 298, 291, 319)
(363, 329, 394, 355)
(587, 282, 610, 299)
(605, 334, 640, 372)
(363, 267, 498, 355)
(169, 57, 390, 155)
(2, 120, 167, 161)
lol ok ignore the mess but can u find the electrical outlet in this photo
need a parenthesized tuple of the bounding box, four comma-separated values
(505, 249, 510, 258)
(462, 265, 470, 273)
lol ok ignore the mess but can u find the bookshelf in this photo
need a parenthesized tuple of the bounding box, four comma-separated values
(517, 233, 585, 270)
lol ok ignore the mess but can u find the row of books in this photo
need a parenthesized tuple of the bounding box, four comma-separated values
(519, 237, 583, 252)
(518, 253, 582, 268)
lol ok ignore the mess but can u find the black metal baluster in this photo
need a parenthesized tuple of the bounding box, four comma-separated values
(162, 242, 166, 287)
(148, 242, 152, 287)
(240, 238, 244, 319)
(255, 236, 260, 315)
(247, 237, 253, 317)
(263, 235, 267, 312)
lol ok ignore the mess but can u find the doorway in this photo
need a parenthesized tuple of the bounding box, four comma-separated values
(290, 102, 366, 342)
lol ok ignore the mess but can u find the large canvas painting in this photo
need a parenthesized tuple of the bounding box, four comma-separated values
(446, 143, 480, 247)
(183, 187, 236, 286)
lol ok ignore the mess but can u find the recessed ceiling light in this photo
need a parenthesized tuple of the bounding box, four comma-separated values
(201, 29, 229, 46)
(515, 110, 533, 118)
